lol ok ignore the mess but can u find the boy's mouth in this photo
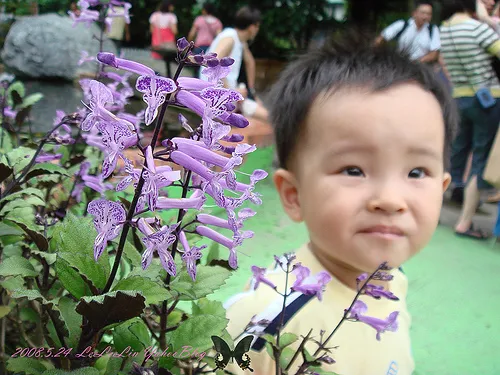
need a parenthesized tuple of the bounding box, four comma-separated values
(358, 225, 405, 239)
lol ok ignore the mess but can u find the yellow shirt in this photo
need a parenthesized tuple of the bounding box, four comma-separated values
(224, 244, 414, 375)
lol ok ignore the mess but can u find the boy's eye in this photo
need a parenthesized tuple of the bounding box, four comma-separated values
(340, 167, 364, 177)
(408, 168, 427, 179)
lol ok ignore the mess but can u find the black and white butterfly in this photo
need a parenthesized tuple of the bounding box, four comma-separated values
(211, 335, 254, 372)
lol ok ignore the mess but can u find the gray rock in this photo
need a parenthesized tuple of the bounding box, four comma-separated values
(1, 13, 117, 80)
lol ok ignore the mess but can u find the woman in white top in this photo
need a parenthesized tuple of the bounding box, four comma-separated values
(149, 0, 178, 59)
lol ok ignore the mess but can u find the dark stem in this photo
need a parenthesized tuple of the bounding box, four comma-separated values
(159, 300, 168, 349)
(312, 264, 384, 357)
(101, 58, 187, 295)
(286, 329, 312, 374)
(0, 120, 66, 199)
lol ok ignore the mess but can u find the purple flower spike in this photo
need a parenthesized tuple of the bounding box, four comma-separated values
(35, 153, 62, 163)
(348, 301, 399, 341)
(141, 224, 179, 275)
(291, 266, 332, 301)
(156, 190, 206, 210)
(220, 112, 249, 128)
(251, 266, 276, 290)
(220, 57, 235, 67)
(136, 75, 177, 125)
(179, 231, 205, 281)
(201, 59, 232, 82)
(196, 225, 238, 269)
(87, 199, 126, 261)
(177, 77, 213, 91)
(97, 53, 155, 76)
(81, 80, 114, 131)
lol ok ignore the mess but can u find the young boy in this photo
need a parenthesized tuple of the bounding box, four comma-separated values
(223, 33, 456, 375)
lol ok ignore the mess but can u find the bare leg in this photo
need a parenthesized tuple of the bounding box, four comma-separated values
(455, 175, 480, 232)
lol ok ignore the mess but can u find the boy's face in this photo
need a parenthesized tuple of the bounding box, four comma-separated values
(274, 83, 451, 280)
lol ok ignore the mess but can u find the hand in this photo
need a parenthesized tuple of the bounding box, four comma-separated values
(237, 87, 248, 98)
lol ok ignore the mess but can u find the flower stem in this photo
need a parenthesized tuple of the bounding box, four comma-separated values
(0, 120, 67, 199)
(275, 263, 291, 375)
(101, 57, 187, 295)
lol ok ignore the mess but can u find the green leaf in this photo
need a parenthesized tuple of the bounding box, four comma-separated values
(113, 318, 150, 352)
(4, 146, 35, 172)
(7, 357, 48, 375)
(76, 291, 146, 332)
(191, 298, 226, 319)
(6, 81, 25, 106)
(204, 241, 220, 265)
(112, 276, 171, 305)
(0, 255, 38, 277)
(20, 93, 44, 108)
(0, 305, 11, 318)
(0, 275, 25, 294)
(57, 252, 108, 290)
(261, 333, 276, 346)
(42, 368, 101, 375)
(0, 131, 14, 154)
(0, 187, 45, 204)
(170, 265, 231, 301)
(2, 216, 48, 250)
(0, 195, 45, 214)
(279, 347, 296, 369)
(122, 240, 142, 265)
(24, 162, 70, 180)
(31, 249, 57, 265)
(52, 214, 110, 289)
(11, 290, 69, 337)
(0, 222, 23, 236)
(55, 258, 92, 299)
(58, 296, 83, 349)
(279, 333, 298, 349)
(168, 315, 228, 353)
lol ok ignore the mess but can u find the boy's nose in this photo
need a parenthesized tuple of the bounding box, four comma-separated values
(367, 186, 408, 213)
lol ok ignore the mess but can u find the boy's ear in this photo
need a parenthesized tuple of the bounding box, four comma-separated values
(273, 168, 303, 222)
(442, 172, 452, 192)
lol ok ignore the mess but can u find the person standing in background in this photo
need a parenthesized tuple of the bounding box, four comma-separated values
(106, 5, 131, 56)
(149, 0, 177, 59)
(188, 3, 223, 53)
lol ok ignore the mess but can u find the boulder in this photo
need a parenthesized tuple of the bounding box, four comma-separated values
(1, 13, 117, 80)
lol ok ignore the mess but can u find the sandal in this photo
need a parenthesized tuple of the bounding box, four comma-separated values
(455, 224, 490, 240)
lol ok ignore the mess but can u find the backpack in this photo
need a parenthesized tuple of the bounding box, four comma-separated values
(392, 18, 435, 42)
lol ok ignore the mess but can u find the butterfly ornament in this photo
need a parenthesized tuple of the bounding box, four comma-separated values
(211, 335, 254, 372)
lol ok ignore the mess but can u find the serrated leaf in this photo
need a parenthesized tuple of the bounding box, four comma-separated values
(0, 255, 38, 277)
(76, 290, 146, 332)
(170, 265, 231, 301)
(55, 258, 92, 299)
(30, 249, 57, 265)
(6, 81, 25, 107)
(0, 195, 45, 215)
(7, 357, 48, 375)
(0, 275, 25, 293)
(191, 298, 226, 318)
(42, 368, 101, 375)
(52, 214, 110, 287)
(0, 187, 45, 204)
(113, 318, 150, 352)
(20, 93, 44, 108)
(3, 206, 41, 233)
(123, 240, 142, 265)
(0, 131, 14, 154)
(11, 289, 69, 337)
(24, 162, 70, 180)
(58, 296, 82, 348)
(5, 146, 35, 172)
(112, 276, 171, 305)
(279, 332, 298, 349)
(57, 252, 108, 290)
(169, 315, 228, 353)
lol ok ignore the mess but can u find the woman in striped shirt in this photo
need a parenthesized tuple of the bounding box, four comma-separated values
(440, 0, 500, 239)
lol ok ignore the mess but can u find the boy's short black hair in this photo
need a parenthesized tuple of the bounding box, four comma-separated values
(268, 31, 458, 170)
(234, 6, 261, 30)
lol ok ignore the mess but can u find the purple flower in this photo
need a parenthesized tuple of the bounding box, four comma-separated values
(347, 300, 399, 341)
(81, 80, 116, 131)
(362, 284, 399, 301)
(136, 75, 177, 125)
(87, 199, 126, 261)
(196, 225, 239, 269)
(35, 153, 63, 163)
(291, 265, 332, 301)
(179, 231, 205, 281)
(108, 2, 132, 24)
(251, 266, 276, 290)
(97, 120, 137, 178)
(115, 159, 141, 191)
(200, 57, 235, 83)
(72, 161, 113, 202)
(69, 1, 99, 27)
(156, 189, 206, 210)
(142, 146, 181, 210)
(97, 52, 155, 76)
(141, 223, 179, 276)
(177, 37, 189, 51)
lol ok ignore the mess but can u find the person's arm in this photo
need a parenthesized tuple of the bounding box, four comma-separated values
(149, 13, 155, 35)
(243, 42, 256, 95)
(420, 25, 441, 63)
(419, 50, 439, 63)
(375, 20, 405, 45)
(171, 14, 178, 36)
(125, 23, 130, 42)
